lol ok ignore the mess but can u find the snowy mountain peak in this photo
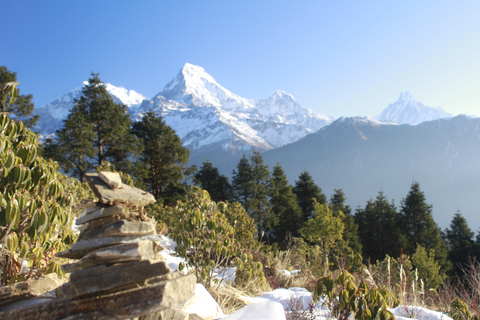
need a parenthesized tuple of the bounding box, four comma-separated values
(397, 91, 415, 102)
(159, 63, 237, 108)
(375, 92, 452, 125)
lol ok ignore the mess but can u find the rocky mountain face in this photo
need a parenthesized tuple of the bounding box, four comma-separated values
(375, 92, 452, 125)
(262, 115, 480, 228)
(132, 64, 333, 153)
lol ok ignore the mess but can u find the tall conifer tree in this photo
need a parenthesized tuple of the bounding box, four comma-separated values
(445, 210, 474, 276)
(293, 170, 326, 223)
(194, 159, 232, 202)
(249, 150, 271, 237)
(399, 182, 450, 271)
(269, 163, 303, 245)
(355, 192, 400, 263)
(132, 111, 190, 204)
(231, 155, 253, 213)
(44, 73, 139, 181)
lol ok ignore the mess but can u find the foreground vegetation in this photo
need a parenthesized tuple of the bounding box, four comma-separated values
(1, 66, 480, 319)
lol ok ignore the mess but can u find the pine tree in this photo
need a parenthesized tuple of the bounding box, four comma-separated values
(44, 73, 139, 181)
(231, 155, 253, 213)
(0, 66, 39, 128)
(445, 210, 474, 276)
(293, 170, 326, 223)
(330, 189, 362, 256)
(269, 163, 303, 245)
(249, 150, 271, 238)
(329, 189, 351, 215)
(355, 192, 400, 263)
(194, 159, 232, 202)
(399, 182, 450, 271)
(132, 111, 189, 204)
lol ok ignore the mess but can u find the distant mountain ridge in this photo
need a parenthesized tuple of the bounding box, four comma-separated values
(262, 114, 480, 228)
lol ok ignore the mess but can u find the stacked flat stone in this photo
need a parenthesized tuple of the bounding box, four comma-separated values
(0, 172, 198, 320)
(55, 172, 171, 299)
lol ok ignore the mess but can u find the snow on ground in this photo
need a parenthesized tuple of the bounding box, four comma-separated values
(158, 234, 453, 320)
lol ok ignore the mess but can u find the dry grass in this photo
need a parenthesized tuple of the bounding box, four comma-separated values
(208, 276, 272, 315)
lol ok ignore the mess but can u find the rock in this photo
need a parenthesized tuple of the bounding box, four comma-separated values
(78, 214, 126, 233)
(0, 273, 196, 320)
(86, 173, 155, 207)
(0, 273, 65, 306)
(98, 171, 123, 189)
(61, 241, 157, 273)
(56, 234, 160, 259)
(75, 205, 124, 225)
(57, 260, 171, 298)
(78, 220, 156, 241)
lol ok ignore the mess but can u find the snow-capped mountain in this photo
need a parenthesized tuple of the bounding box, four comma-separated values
(375, 92, 452, 125)
(132, 63, 333, 153)
(34, 83, 146, 134)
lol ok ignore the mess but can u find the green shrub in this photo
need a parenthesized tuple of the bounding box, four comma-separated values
(169, 188, 265, 289)
(0, 113, 79, 284)
(313, 271, 398, 320)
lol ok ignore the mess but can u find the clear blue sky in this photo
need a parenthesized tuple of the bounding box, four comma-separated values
(1, 1, 479, 118)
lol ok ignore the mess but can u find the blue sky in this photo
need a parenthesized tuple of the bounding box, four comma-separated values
(1, 1, 479, 118)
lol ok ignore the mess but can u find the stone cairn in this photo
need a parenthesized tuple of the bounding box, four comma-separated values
(0, 172, 198, 320)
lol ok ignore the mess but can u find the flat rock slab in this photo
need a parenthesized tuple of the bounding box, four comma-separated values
(78, 220, 155, 241)
(0, 273, 64, 306)
(57, 260, 171, 299)
(75, 205, 124, 225)
(61, 241, 157, 273)
(56, 234, 160, 259)
(86, 173, 155, 207)
(98, 171, 122, 189)
(0, 273, 196, 320)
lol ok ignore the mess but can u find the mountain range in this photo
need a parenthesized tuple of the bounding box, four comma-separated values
(33, 63, 479, 228)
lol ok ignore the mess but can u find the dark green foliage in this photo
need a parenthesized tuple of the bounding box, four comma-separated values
(330, 189, 362, 257)
(293, 170, 326, 223)
(132, 111, 189, 205)
(0, 66, 39, 128)
(329, 189, 351, 215)
(355, 192, 401, 263)
(399, 182, 450, 271)
(445, 210, 474, 276)
(194, 159, 232, 202)
(269, 163, 303, 245)
(248, 150, 271, 238)
(44, 73, 139, 181)
(231, 155, 253, 212)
